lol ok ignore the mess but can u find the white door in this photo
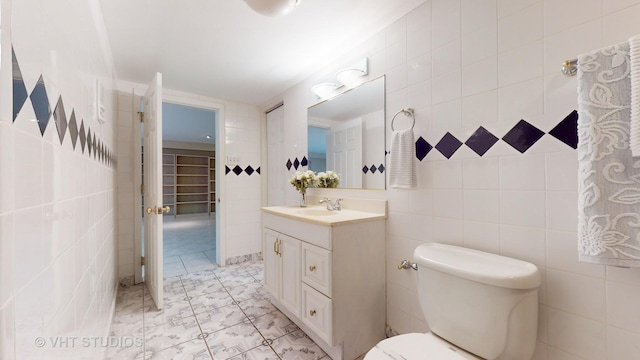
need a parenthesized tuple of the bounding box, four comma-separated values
(326, 118, 362, 188)
(266, 105, 285, 206)
(143, 73, 164, 309)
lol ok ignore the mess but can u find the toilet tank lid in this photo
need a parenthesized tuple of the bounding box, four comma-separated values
(414, 243, 541, 290)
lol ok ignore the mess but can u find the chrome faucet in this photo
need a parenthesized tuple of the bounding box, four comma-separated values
(319, 197, 343, 211)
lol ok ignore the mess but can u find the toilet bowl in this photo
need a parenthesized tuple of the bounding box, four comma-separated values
(365, 243, 540, 360)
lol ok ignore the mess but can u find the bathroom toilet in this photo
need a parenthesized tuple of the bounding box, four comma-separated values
(366, 243, 541, 360)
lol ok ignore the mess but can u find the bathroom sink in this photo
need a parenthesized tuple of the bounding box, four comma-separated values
(296, 209, 339, 217)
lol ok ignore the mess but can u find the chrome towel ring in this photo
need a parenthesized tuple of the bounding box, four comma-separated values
(391, 108, 415, 131)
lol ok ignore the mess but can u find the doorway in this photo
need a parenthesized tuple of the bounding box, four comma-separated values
(161, 102, 218, 277)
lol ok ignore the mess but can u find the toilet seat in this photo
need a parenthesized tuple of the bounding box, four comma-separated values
(364, 332, 482, 360)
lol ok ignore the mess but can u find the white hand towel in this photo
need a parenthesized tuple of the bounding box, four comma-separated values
(577, 41, 640, 267)
(629, 35, 640, 157)
(389, 129, 417, 189)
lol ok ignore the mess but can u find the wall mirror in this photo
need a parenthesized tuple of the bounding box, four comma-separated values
(307, 75, 386, 190)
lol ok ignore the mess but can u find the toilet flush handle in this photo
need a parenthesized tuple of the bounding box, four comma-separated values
(397, 259, 418, 271)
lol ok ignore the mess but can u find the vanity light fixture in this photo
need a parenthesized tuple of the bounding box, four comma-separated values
(336, 58, 368, 88)
(311, 82, 340, 100)
(243, 0, 300, 17)
(311, 58, 369, 100)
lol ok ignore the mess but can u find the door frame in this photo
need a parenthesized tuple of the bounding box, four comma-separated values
(134, 92, 226, 284)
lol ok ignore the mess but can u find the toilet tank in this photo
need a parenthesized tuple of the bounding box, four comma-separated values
(414, 243, 540, 360)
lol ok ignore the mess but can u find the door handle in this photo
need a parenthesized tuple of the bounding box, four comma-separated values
(146, 206, 170, 215)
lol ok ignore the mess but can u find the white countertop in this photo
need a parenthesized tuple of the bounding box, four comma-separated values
(261, 205, 386, 226)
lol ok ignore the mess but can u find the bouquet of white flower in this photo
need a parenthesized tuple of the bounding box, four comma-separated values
(316, 171, 340, 188)
(289, 170, 317, 194)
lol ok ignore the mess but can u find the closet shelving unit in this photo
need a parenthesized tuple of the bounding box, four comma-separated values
(209, 156, 216, 213)
(162, 154, 176, 216)
(174, 154, 210, 215)
(157, 151, 216, 217)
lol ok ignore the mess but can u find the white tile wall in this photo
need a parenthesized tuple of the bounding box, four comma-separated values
(0, 0, 118, 359)
(274, 1, 640, 358)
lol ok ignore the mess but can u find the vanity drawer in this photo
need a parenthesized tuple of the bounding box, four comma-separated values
(302, 242, 332, 297)
(302, 283, 333, 345)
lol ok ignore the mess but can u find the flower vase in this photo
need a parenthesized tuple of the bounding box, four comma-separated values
(300, 192, 307, 207)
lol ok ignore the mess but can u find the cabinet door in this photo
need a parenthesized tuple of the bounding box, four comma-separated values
(279, 234, 301, 318)
(263, 229, 280, 298)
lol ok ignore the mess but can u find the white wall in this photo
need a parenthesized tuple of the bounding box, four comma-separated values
(272, 1, 640, 359)
(0, 0, 118, 359)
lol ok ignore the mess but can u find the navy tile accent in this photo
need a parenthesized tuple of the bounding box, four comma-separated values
(286, 159, 292, 170)
(435, 132, 463, 159)
(12, 49, 28, 123)
(465, 126, 499, 156)
(415, 136, 433, 161)
(378, 164, 385, 173)
(87, 128, 92, 156)
(245, 166, 255, 175)
(92, 134, 97, 158)
(257, 167, 261, 174)
(362, 166, 369, 174)
(30, 76, 51, 136)
(53, 96, 67, 145)
(225, 165, 231, 175)
(549, 110, 578, 149)
(10, 48, 116, 169)
(502, 119, 545, 153)
(232, 165, 243, 175)
(79, 120, 87, 153)
(370, 165, 377, 174)
(301, 156, 308, 166)
(68, 111, 78, 150)
(293, 158, 300, 170)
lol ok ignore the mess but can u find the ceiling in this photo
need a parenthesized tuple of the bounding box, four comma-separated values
(99, 0, 427, 106)
(162, 103, 216, 144)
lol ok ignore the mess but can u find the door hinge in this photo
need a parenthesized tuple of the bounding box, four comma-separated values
(140, 183, 144, 195)
(140, 256, 145, 266)
(138, 111, 144, 122)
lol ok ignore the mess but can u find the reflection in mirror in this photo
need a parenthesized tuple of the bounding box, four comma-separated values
(307, 75, 385, 190)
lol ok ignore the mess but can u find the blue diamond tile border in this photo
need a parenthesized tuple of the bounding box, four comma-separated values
(549, 110, 578, 149)
(11, 48, 116, 169)
(502, 119, 545, 153)
(465, 126, 499, 156)
(435, 132, 463, 159)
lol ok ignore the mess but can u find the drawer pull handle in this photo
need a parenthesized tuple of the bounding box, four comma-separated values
(309, 265, 316, 272)
(309, 310, 316, 316)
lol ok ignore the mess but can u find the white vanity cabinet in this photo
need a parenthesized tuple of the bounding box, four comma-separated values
(262, 206, 386, 360)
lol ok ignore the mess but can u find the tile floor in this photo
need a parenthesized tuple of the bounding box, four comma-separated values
(106, 215, 329, 360)
(163, 214, 218, 277)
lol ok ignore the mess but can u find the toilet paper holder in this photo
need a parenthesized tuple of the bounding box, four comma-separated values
(397, 259, 418, 271)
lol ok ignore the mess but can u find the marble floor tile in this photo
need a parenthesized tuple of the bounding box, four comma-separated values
(251, 309, 300, 340)
(271, 330, 327, 360)
(206, 320, 265, 360)
(144, 315, 202, 353)
(146, 338, 212, 360)
(196, 304, 248, 334)
(227, 343, 280, 360)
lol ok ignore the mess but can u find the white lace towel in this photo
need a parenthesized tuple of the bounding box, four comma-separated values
(389, 129, 417, 189)
(630, 35, 640, 157)
(577, 41, 640, 267)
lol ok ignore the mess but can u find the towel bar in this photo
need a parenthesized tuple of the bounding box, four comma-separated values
(391, 108, 415, 131)
(562, 58, 578, 76)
